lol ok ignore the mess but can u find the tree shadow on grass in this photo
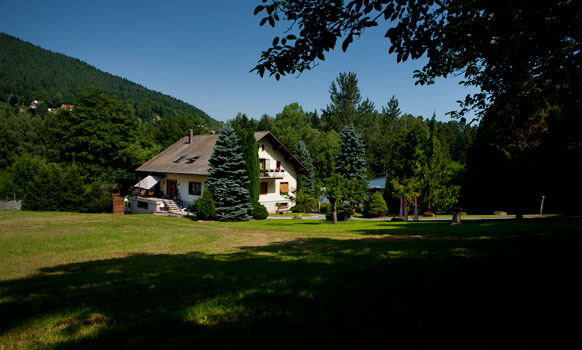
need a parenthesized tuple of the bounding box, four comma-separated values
(0, 227, 579, 349)
(348, 217, 582, 239)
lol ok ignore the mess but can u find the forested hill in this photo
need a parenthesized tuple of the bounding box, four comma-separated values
(0, 33, 217, 127)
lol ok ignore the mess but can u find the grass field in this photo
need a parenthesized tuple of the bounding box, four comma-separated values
(0, 212, 580, 349)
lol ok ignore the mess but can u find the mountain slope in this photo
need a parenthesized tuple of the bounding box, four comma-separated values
(0, 33, 217, 126)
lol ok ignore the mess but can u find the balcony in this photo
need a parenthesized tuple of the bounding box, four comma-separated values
(260, 169, 285, 179)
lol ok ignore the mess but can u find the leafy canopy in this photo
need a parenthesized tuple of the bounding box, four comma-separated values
(253, 0, 581, 118)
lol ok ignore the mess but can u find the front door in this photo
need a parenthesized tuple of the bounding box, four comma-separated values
(166, 179, 178, 199)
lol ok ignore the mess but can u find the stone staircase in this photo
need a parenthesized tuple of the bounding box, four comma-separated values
(163, 199, 182, 212)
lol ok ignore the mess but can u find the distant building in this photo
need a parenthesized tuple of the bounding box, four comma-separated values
(29, 100, 38, 109)
(60, 104, 74, 110)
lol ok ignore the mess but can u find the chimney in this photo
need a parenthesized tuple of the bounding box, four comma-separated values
(189, 129, 193, 144)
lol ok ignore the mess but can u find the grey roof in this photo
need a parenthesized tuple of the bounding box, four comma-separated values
(137, 131, 309, 175)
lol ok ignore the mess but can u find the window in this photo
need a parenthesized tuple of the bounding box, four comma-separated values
(137, 201, 149, 209)
(280, 182, 289, 194)
(186, 155, 200, 164)
(276, 161, 281, 170)
(189, 182, 202, 196)
(261, 144, 265, 151)
(259, 158, 270, 170)
(260, 182, 268, 195)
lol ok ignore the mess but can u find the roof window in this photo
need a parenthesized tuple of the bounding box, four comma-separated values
(186, 156, 200, 164)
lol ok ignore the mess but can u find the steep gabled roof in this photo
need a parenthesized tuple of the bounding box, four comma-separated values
(136, 131, 309, 175)
(255, 132, 309, 175)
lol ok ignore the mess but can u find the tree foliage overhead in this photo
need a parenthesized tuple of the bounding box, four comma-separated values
(0, 33, 217, 126)
(206, 125, 252, 222)
(253, 0, 581, 118)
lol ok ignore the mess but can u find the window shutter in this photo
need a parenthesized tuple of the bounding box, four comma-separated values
(280, 182, 289, 193)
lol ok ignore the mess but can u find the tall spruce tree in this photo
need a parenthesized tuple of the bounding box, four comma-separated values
(293, 141, 314, 193)
(206, 125, 252, 221)
(336, 124, 367, 181)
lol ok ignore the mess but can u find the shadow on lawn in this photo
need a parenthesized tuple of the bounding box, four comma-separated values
(0, 225, 579, 349)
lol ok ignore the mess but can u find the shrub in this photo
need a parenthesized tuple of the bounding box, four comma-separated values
(252, 202, 268, 220)
(194, 189, 216, 220)
(291, 204, 306, 213)
(363, 192, 388, 218)
(83, 181, 112, 213)
(319, 202, 331, 214)
(325, 204, 352, 221)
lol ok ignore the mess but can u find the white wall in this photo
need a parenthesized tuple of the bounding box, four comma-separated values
(257, 139, 297, 213)
(129, 197, 164, 214)
(156, 138, 299, 213)
(160, 173, 207, 208)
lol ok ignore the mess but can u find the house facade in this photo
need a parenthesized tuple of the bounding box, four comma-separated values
(131, 131, 308, 214)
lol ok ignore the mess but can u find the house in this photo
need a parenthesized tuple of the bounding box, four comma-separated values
(131, 130, 309, 214)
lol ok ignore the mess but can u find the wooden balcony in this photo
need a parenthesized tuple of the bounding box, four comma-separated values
(259, 169, 285, 179)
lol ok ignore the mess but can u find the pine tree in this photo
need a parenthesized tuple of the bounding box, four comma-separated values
(293, 141, 314, 193)
(322, 72, 362, 132)
(206, 125, 252, 221)
(336, 124, 367, 181)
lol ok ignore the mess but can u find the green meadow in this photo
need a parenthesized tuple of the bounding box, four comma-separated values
(0, 212, 579, 348)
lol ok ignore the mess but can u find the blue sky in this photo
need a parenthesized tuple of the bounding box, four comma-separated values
(0, 0, 477, 122)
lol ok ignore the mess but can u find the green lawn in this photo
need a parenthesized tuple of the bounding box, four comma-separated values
(0, 211, 580, 349)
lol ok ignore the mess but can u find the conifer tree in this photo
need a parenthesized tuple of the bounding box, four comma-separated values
(293, 141, 314, 193)
(230, 114, 260, 206)
(336, 124, 367, 181)
(206, 125, 251, 221)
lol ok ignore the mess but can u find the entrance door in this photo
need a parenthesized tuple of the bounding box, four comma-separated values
(166, 179, 178, 199)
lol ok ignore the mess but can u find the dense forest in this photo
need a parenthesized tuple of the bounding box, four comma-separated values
(0, 33, 221, 212)
(0, 33, 217, 127)
(228, 72, 475, 216)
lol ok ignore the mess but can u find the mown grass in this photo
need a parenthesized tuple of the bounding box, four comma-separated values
(0, 211, 580, 349)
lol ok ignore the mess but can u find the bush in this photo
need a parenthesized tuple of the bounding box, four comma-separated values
(83, 181, 112, 213)
(291, 204, 306, 213)
(363, 192, 388, 218)
(252, 202, 268, 220)
(194, 189, 216, 220)
(319, 202, 331, 214)
(325, 204, 352, 221)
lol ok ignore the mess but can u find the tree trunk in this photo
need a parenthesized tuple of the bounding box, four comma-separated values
(332, 200, 338, 224)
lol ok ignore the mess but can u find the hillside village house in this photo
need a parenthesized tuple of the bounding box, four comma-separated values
(130, 130, 308, 214)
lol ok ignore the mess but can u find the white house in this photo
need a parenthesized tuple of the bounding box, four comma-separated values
(131, 130, 308, 214)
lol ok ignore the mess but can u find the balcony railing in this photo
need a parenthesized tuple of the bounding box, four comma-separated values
(260, 169, 285, 179)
